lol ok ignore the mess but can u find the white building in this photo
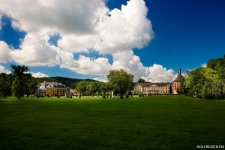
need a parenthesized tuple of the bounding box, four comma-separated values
(134, 68, 184, 95)
(134, 82, 172, 94)
(38, 81, 66, 96)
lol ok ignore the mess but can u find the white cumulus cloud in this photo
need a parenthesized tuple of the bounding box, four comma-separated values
(146, 64, 176, 83)
(10, 33, 61, 66)
(94, 0, 153, 54)
(73, 55, 111, 75)
(0, 0, 177, 82)
(0, 41, 13, 63)
(0, 65, 11, 74)
(30, 72, 49, 78)
(111, 50, 147, 81)
(93, 76, 107, 82)
(201, 63, 207, 68)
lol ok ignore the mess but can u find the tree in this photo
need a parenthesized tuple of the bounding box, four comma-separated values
(207, 55, 225, 79)
(89, 82, 99, 97)
(185, 67, 221, 98)
(23, 73, 37, 97)
(12, 76, 26, 100)
(0, 73, 11, 99)
(70, 82, 77, 89)
(11, 65, 29, 100)
(28, 80, 38, 96)
(137, 78, 145, 83)
(46, 87, 55, 98)
(178, 77, 186, 94)
(107, 69, 134, 99)
(66, 87, 70, 98)
(76, 81, 87, 98)
(100, 82, 108, 98)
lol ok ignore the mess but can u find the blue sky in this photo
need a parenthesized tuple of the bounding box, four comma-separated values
(0, 0, 224, 82)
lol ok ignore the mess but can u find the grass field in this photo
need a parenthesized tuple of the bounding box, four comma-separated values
(0, 95, 225, 150)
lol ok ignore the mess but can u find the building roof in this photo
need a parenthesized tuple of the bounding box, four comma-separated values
(137, 82, 172, 87)
(173, 68, 184, 82)
(39, 81, 66, 90)
(173, 74, 184, 82)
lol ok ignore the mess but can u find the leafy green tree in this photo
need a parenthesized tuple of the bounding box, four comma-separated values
(96, 82, 102, 96)
(70, 82, 77, 89)
(137, 78, 145, 83)
(11, 65, 29, 100)
(185, 67, 221, 98)
(207, 55, 225, 79)
(23, 73, 37, 97)
(178, 77, 186, 94)
(107, 69, 134, 99)
(76, 81, 87, 98)
(100, 82, 108, 98)
(0, 73, 11, 99)
(28, 80, 38, 96)
(66, 87, 70, 98)
(47, 87, 55, 98)
(12, 76, 26, 100)
(89, 82, 99, 97)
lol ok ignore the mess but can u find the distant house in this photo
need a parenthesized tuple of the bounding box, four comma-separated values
(38, 81, 66, 96)
(133, 68, 184, 95)
(70, 89, 78, 96)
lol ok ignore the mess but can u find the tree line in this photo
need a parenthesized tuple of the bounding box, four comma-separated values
(0, 65, 134, 100)
(35, 76, 96, 88)
(76, 69, 134, 99)
(182, 54, 225, 99)
(0, 65, 38, 100)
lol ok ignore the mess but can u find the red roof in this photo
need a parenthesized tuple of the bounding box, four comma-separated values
(173, 73, 184, 82)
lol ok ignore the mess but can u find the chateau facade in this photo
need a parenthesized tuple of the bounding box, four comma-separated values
(134, 68, 184, 94)
(38, 81, 66, 96)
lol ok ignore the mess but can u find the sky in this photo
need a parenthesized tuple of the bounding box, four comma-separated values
(0, 0, 225, 82)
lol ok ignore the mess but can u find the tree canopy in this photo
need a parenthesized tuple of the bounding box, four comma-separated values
(89, 82, 99, 96)
(76, 81, 87, 98)
(107, 69, 134, 98)
(185, 54, 225, 99)
(137, 78, 145, 83)
(11, 65, 30, 100)
(0, 73, 11, 99)
(207, 55, 225, 79)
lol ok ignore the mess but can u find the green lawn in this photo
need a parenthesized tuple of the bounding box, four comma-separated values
(0, 95, 224, 150)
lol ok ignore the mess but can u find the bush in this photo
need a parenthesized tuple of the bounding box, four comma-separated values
(57, 95, 60, 98)
(120, 95, 123, 99)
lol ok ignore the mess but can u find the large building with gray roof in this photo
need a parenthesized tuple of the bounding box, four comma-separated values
(134, 68, 184, 94)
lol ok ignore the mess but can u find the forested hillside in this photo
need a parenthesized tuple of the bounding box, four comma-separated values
(35, 77, 97, 88)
